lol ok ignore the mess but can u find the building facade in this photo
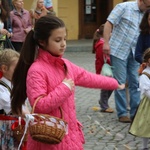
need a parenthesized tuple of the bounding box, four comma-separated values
(24, 0, 134, 40)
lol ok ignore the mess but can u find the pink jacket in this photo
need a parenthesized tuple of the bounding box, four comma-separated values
(26, 49, 119, 150)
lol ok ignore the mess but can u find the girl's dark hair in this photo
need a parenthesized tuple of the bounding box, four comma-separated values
(11, 15, 65, 114)
(0, 0, 10, 22)
(140, 9, 150, 34)
(143, 48, 150, 62)
(92, 24, 104, 53)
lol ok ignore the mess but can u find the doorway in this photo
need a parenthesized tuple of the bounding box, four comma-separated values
(79, 0, 113, 39)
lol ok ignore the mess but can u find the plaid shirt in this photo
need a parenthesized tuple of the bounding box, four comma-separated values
(108, 2, 144, 60)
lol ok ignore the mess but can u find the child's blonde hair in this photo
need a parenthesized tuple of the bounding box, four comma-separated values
(0, 49, 20, 67)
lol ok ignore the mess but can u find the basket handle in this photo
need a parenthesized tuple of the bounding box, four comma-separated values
(31, 95, 46, 114)
(31, 95, 64, 119)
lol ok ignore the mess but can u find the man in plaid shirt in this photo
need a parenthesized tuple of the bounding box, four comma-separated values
(103, 0, 150, 123)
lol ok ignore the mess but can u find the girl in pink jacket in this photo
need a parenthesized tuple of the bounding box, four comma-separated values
(11, 15, 124, 150)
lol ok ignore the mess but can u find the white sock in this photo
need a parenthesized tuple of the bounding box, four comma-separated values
(143, 138, 149, 149)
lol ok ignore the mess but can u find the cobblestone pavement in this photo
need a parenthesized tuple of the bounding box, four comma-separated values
(63, 51, 145, 150)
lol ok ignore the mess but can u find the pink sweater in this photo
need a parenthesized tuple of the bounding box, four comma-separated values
(26, 49, 118, 150)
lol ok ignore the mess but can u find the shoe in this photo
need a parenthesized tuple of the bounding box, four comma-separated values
(101, 108, 114, 113)
(119, 116, 131, 123)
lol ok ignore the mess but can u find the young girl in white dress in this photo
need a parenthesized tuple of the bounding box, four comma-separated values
(129, 48, 150, 150)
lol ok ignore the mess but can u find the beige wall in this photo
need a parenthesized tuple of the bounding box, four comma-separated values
(113, 0, 123, 6)
(24, 0, 134, 40)
(24, 0, 56, 10)
(58, 0, 79, 40)
(24, 0, 32, 10)
(52, 0, 58, 15)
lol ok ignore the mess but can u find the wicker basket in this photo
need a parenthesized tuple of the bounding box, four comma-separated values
(12, 119, 28, 142)
(29, 96, 68, 144)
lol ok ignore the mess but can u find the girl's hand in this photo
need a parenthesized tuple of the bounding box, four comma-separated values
(118, 84, 125, 90)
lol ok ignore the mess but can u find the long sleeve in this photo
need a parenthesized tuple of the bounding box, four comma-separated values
(72, 62, 118, 90)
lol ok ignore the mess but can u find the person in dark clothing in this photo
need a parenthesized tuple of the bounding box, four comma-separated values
(135, 8, 150, 64)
